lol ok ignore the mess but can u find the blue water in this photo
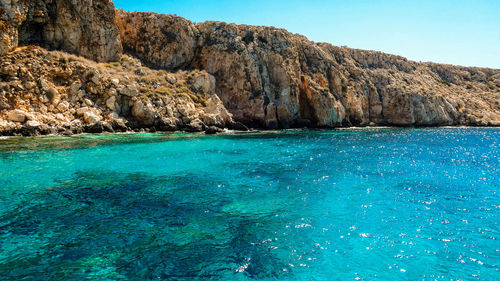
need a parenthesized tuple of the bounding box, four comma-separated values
(0, 129, 498, 280)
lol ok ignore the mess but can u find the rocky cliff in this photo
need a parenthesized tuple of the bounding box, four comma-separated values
(0, 46, 235, 135)
(117, 11, 500, 128)
(0, 0, 499, 136)
(0, 0, 122, 61)
(0, 0, 237, 136)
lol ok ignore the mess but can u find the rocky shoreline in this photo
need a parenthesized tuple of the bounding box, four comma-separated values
(0, 47, 244, 137)
(0, 0, 499, 137)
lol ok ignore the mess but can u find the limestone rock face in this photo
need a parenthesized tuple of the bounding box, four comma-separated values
(0, 1, 498, 134)
(0, 0, 122, 61)
(116, 10, 500, 128)
(0, 21, 17, 56)
(116, 11, 197, 69)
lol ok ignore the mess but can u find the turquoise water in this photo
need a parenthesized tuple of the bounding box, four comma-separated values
(0, 129, 498, 280)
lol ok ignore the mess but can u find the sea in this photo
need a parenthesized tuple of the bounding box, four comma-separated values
(0, 128, 498, 280)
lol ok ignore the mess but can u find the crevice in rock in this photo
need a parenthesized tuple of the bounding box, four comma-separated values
(298, 77, 316, 126)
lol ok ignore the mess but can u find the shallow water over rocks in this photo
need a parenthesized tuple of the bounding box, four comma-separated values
(0, 129, 498, 280)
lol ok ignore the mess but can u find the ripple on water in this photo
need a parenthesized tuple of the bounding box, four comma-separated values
(0, 128, 498, 280)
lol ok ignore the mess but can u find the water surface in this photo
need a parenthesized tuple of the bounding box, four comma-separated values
(0, 129, 498, 280)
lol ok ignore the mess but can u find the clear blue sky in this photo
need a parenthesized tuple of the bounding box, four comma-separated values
(113, 0, 500, 69)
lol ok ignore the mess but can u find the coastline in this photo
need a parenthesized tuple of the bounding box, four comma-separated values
(1, 125, 498, 140)
(0, 1, 498, 279)
(0, 125, 498, 154)
(1, 1, 498, 140)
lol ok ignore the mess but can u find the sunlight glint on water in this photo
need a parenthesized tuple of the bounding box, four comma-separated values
(0, 128, 498, 280)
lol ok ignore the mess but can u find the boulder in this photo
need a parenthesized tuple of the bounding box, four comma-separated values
(190, 73, 216, 93)
(165, 74, 177, 84)
(156, 117, 179, 131)
(83, 111, 102, 124)
(7, 110, 26, 122)
(26, 120, 41, 127)
(76, 107, 90, 116)
(106, 96, 117, 111)
(84, 98, 94, 106)
(131, 100, 156, 125)
(47, 87, 60, 105)
(57, 101, 69, 112)
(40, 80, 50, 91)
(108, 113, 128, 131)
(205, 126, 223, 135)
(120, 87, 138, 97)
(185, 118, 205, 132)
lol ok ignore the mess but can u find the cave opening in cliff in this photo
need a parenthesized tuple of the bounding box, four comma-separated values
(19, 22, 45, 47)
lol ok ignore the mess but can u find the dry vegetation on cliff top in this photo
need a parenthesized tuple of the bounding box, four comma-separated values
(0, 46, 233, 135)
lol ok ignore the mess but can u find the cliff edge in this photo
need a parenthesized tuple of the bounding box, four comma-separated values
(117, 11, 500, 128)
(0, 0, 498, 136)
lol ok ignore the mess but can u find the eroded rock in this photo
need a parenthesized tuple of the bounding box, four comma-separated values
(83, 111, 101, 125)
(0, 2, 498, 135)
(117, 10, 499, 128)
(0, 0, 122, 61)
(7, 109, 26, 122)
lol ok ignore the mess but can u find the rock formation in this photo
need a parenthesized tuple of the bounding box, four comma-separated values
(0, 0, 122, 61)
(0, 0, 499, 136)
(117, 11, 500, 128)
(0, 46, 235, 135)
